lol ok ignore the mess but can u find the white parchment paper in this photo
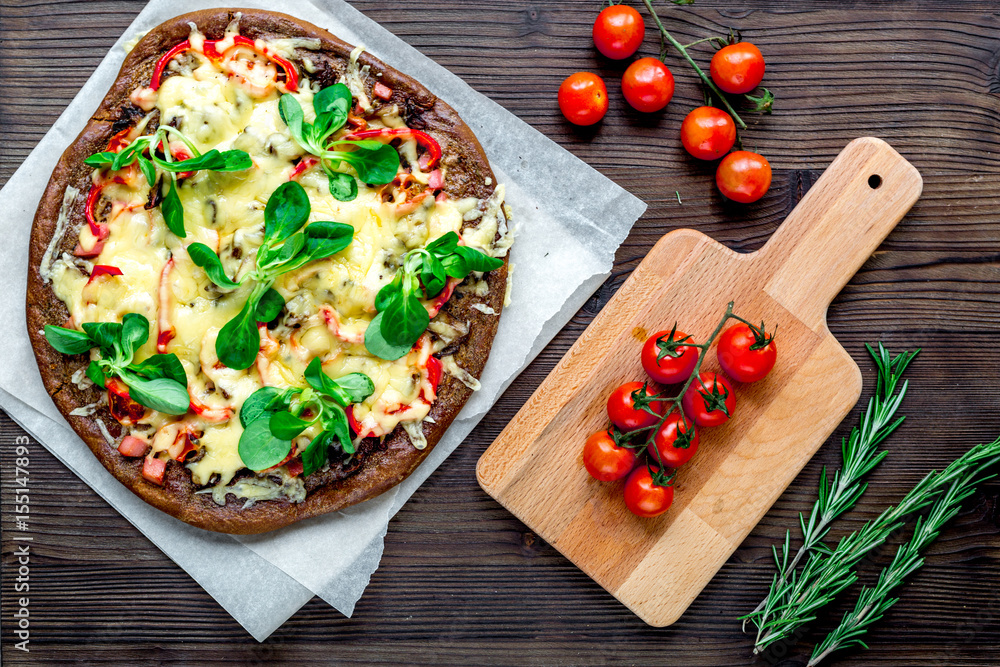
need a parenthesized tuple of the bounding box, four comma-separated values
(0, 0, 646, 640)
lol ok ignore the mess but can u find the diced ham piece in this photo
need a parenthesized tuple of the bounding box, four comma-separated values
(142, 456, 166, 485)
(427, 169, 444, 190)
(373, 82, 393, 100)
(74, 239, 105, 259)
(118, 436, 150, 458)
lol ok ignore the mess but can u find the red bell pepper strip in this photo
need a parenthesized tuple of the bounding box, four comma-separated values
(426, 277, 459, 319)
(150, 36, 298, 92)
(346, 128, 441, 170)
(118, 435, 150, 458)
(107, 126, 136, 153)
(91, 265, 123, 278)
(86, 264, 123, 287)
(84, 184, 110, 239)
(142, 456, 167, 485)
(106, 377, 147, 425)
(288, 157, 318, 181)
(422, 355, 442, 403)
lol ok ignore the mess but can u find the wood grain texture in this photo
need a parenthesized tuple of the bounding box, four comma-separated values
(478, 138, 921, 626)
(5, 1, 1000, 665)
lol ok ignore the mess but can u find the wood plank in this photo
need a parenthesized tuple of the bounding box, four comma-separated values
(4, 1, 1000, 665)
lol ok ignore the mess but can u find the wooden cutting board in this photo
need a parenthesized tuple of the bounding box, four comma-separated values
(476, 137, 922, 627)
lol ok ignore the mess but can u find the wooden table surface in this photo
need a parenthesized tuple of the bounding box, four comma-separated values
(3, 1, 1000, 664)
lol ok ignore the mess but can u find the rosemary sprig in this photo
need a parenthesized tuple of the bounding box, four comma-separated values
(807, 462, 995, 666)
(743, 343, 918, 632)
(750, 437, 1000, 654)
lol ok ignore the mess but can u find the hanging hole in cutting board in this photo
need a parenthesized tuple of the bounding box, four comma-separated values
(868, 174, 882, 189)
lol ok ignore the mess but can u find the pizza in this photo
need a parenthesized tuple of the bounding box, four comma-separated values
(25, 9, 511, 534)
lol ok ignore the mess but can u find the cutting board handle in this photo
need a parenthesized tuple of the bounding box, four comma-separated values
(756, 137, 922, 329)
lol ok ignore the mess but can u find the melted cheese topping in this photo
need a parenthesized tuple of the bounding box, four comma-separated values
(50, 28, 507, 493)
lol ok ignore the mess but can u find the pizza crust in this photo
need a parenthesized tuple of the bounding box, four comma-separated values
(25, 9, 508, 534)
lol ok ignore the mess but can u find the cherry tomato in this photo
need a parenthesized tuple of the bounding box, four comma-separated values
(641, 329, 698, 385)
(710, 42, 766, 95)
(622, 58, 674, 113)
(682, 372, 736, 428)
(592, 5, 645, 60)
(558, 72, 609, 126)
(680, 106, 736, 161)
(716, 151, 772, 203)
(607, 381, 663, 432)
(717, 322, 777, 383)
(647, 413, 699, 468)
(583, 429, 637, 481)
(624, 465, 675, 518)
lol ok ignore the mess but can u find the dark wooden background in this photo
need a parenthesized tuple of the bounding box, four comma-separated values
(4, 0, 1000, 664)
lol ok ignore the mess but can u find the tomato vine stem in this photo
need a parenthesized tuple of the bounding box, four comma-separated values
(633, 301, 745, 482)
(639, 0, 748, 129)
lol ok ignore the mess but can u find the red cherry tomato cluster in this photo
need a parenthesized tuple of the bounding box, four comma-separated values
(559, 5, 775, 204)
(680, 42, 771, 203)
(560, 5, 674, 126)
(583, 320, 777, 518)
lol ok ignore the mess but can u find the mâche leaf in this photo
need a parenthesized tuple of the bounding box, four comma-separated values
(269, 410, 313, 440)
(278, 94, 307, 145)
(237, 363, 374, 474)
(83, 125, 252, 238)
(303, 357, 374, 406)
(329, 141, 400, 185)
(44, 325, 94, 355)
(120, 372, 190, 415)
(162, 179, 186, 238)
(213, 182, 356, 369)
(46, 313, 191, 416)
(327, 171, 358, 202)
(264, 181, 311, 244)
(82, 321, 123, 354)
(240, 386, 293, 428)
(86, 360, 106, 388)
(119, 312, 151, 360)
(301, 429, 335, 476)
(363, 231, 503, 360)
(303, 221, 354, 259)
(129, 352, 187, 386)
(217, 300, 259, 370)
(189, 242, 241, 289)
(279, 83, 400, 199)
(137, 155, 156, 187)
(255, 288, 286, 323)
(238, 419, 292, 472)
(151, 148, 252, 172)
